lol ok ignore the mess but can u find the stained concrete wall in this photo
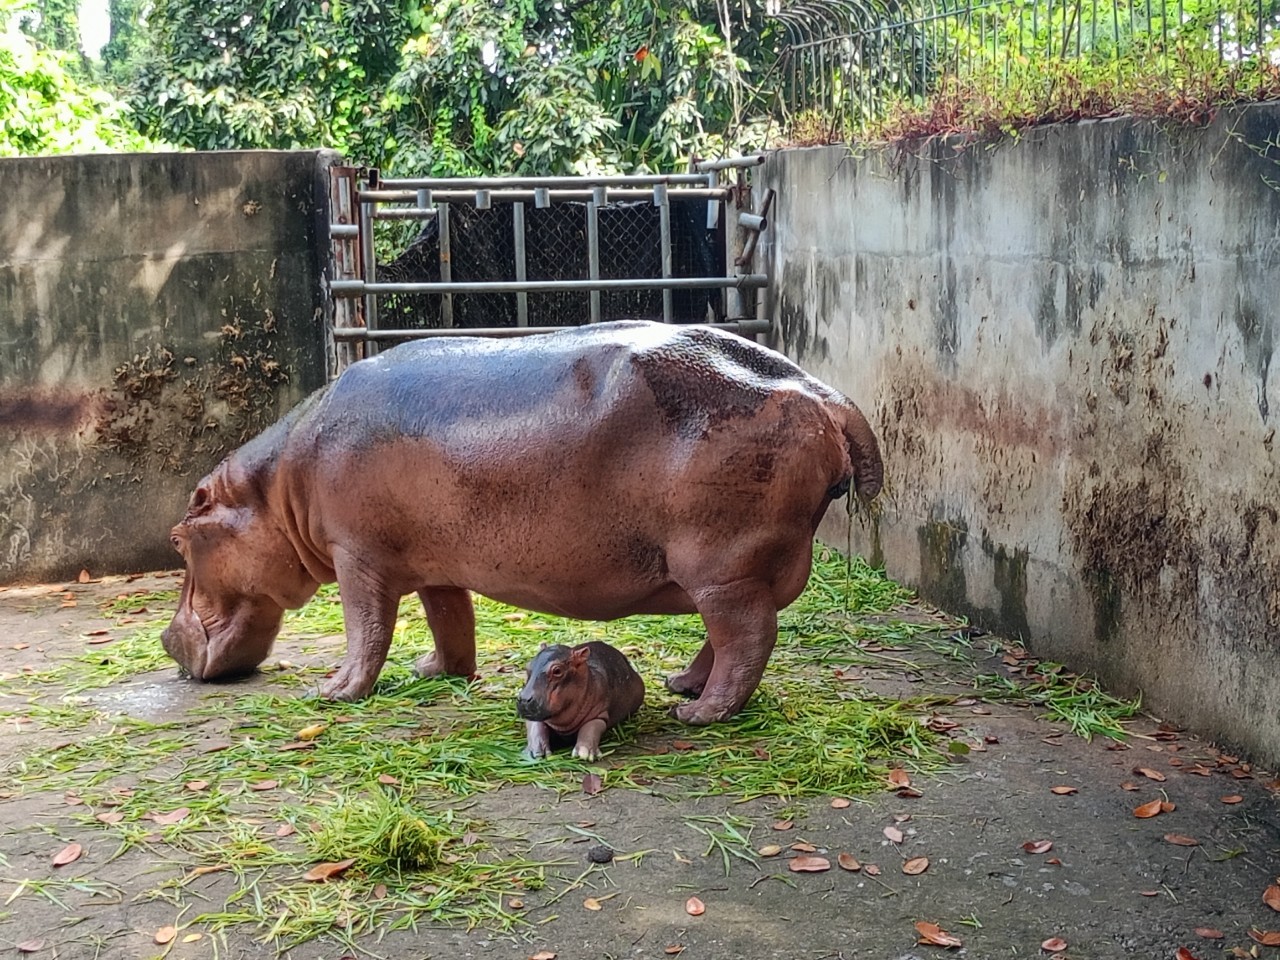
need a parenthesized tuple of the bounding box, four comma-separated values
(761, 104, 1280, 764)
(0, 150, 336, 584)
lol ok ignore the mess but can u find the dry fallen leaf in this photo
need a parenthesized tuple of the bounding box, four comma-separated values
(189, 864, 227, 877)
(664, 946, 685, 956)
(508, 898, 524, 909)
(1249, 930, 1280, 947)
(1220, 795, 1244, 805)
(888, 769, 911, 789)
(529, 952, 557, 960)
(15, 940, 45, 954)
(377, 773, 399, 785)
(296, 723, 327, 741)
(185, 780, 209, 792)
(914, 920, 963, 948)
(758, 844, 783, 857)
(1121, 781, 1140, 791)
(1041, 937, 1068, 953)
(864, 863, 881, 876)
(583, 897, 603, 911)
(248, 780, 277, 792)
(1194, 928, 1224, 939)
(1230, 948, 1253, 958)
(303, 858, 355, 882)
(789, 856, 831, 873)
(830, 797, 851, 809)
(1161, 801, 1177, 813)
(837, 853, 861, 872)
(1164, 834, 1200, 847)
(790, 842, 817, 853)
(1050, 785, 1078, 795)
(1174, 948, 1200, 960)
(883, 825, 905, 844)
(1264, 885, 1280, 912)
(582, 773, 603, 796)
(96, 812, 124, 825)
(276, 823, 296, 838)
(1139, 890, 1160, 897)
(51, 842, 83, 867)
(1134, 800, 1163, 818)
(182, 933, 203, 944)
(154, 926, 177, 945)
(1023, 840, 1054, 854)
(152, 807, 191, 825)
(78, 569, 91, 583)
(1135, 767, 1167, 782)
(903, 857, 929, 875)
(373, 883, 388, 900)
(772, 819, 794, 831)
(685, 896, 705, 916)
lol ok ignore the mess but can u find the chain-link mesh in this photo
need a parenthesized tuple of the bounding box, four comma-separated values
(374, 195, 725, 330)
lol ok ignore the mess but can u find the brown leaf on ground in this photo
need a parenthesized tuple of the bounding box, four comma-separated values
(685, 896, 705, 916)
(188, 864, 227, 878)
(51, 842, 83, 866)
(154, 926, 177, 945)
(529, 952, 557, 960)
(898, 786, 924, 798)
(883, 825, 904, 844)
(96, 812, 124, 825)
(791, 842, 817, 853)
(864, 864, 881, 876)
(1046, 857, 1062, 866)
(276, 823, 296, 838)
(837, 853, 862, 872)
(1050, 785, 1078, 795)
(78, 569, 91, 583)
(664, 946, 686, 956)
(248, 780, 278, 792)
(15, 940, 45, 953)
(1139, 890, 1160, 897)
(1174, 948, 1201, 960)
(888, 769, 911, 788)
(1194, 928, 1224, 939)
(1121, 781, 1140, 791)
(758, 844, 783, 857)
(582, 773, 602, 796)
(185, 780, 209, 792)
(1135, 767, 1167, 782)
(152, 807, 191, 825)
(1264, 885, 1280, 912)
(303, 859, 355, 882)
(1164, 834, 1200, 846)
(583, 897, 603, 911)
(1160, 801, 1177, 813)
(1023, 840, 1054, 854)
(789, 856, 832, 873)
(1231, 949, 1253, 958)
(903, 857, 929, 875)
(914, 921, 962, 948)
(673, 740, 696, 751)
(830, 797, 851, 809)
(1134, 800, 1163, 818)
(1220, 795, 1244, 804)
(377, 773, 399, 785)
(772, 820, 794, 831)
(1041, 937, 1068, 953)
(1249, 929, 1280, 947)
(508, 898, 524, 910)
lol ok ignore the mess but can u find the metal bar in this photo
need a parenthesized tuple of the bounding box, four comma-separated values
(327, 165, 362, 376)
(656, 184, 673, 323)
(693, 155, 766, 172)
(360, 188, 733, 204)
(333, 319, 775, 342)
(330, 276, 769, 296)
(513, 201, 528, 327)
(377, 173, 713, 189)
(358, 179, 378, 356)
(438, 202, 453, 328)
(329, 223, 359, 238)
(372, 208, 439, 220)
(586, 199, 601, 324)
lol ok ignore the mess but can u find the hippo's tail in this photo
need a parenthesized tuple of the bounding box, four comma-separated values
(830, 397, 884, 501)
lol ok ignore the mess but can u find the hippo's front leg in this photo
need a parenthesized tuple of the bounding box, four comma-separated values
(674, 580, 778, 725)
(318, 557, 398, 701)
(524, 720, 553, 760)
(571, 719, 608, 761)
(414, 587, 478, 680)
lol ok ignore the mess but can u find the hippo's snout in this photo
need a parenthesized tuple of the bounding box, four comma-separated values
(516, 692, 549, 721)
(161, 608, 209, 680)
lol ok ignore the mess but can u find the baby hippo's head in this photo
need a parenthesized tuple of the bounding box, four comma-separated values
(516, 643, 591, 722)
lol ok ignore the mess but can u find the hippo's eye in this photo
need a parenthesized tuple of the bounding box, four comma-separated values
(549, 665, 564, 680)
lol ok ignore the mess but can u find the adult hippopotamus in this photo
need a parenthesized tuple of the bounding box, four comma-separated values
(161, 320, 883, 724)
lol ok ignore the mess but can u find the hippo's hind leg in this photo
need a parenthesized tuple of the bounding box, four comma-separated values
(666, 642, 714, 698)
(319, 554, 398, 701)
(414, 587, 478, 680)
(672, 579, 778, 725)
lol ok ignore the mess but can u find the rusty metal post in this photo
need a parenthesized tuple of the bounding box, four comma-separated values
(328, 166, 363, 376)
(438, 202, 453, 328)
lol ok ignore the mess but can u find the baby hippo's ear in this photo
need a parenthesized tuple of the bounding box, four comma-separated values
(570, 645, 591, 666)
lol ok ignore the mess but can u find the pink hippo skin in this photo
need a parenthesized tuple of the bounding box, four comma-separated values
(160, 320, 883, 724)
(517, 641, 645, 761)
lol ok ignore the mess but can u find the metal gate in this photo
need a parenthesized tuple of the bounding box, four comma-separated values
(326, 157, 774, 375)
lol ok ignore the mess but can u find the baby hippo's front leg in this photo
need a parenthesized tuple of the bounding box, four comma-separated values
(524, 720, 552, 760)
(571, 719, 608, 762)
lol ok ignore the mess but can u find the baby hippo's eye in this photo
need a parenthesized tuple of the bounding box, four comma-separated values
(549, 665, 564, 680)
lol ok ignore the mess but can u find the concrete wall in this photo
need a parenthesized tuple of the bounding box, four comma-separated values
(0, 150, 336, 584)
(761, 105, 1280, 764)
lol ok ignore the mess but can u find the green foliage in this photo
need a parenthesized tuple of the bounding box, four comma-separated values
(0, 0, 155, 156)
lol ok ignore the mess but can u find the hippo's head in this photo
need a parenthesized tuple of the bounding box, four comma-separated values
(516, 644, 590, 722)
(162, 465, 318, 681)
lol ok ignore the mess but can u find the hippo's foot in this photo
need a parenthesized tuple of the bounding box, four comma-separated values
(524, 720, 552, 761)
(665, 670, 707, 698)
(413, 650, 478, 681)
(571, 742, 602, 761)
(314, 669, 377, 702)
(670, 697, 738, 726)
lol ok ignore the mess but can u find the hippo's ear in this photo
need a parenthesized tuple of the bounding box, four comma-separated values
(184, 484, 215, 521)
(570, 645, 591, 666)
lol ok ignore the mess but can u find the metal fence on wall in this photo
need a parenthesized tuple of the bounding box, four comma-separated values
(772, 0, 1280, 131)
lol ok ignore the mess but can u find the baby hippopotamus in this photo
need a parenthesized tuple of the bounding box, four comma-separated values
(517, 641, 645, 761)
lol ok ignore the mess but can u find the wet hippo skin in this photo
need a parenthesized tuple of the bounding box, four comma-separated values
(161, 320, 883, 724)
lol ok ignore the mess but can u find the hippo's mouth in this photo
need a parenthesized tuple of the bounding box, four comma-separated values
(516, 698, 551, 722)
